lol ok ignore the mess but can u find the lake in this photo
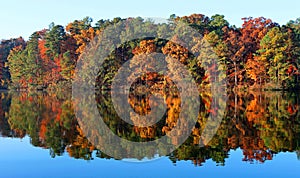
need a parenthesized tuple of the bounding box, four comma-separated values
(0, 91, 299, 177)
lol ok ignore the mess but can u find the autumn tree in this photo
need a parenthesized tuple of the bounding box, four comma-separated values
(66, 17, 99, 54)
(258, 27, 291, 88)
(45, 23, 66, 60)
(209, 14, 229, 35)
(222, 26, 243, 87)
(285, 19, 300, 88)
(0, 37, 25, 88)
(7, 32, 46, 89)
(4, 14, 300, 91)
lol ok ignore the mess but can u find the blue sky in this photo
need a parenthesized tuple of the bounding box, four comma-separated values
(1, 0, 300, 40)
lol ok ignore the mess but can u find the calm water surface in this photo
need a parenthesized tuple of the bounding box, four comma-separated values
(0, 91, 299, 177)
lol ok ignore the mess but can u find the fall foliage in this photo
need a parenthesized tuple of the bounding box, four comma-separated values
(1, 13, 300, 165)
(0, 14, 299, 90)
(0, 90, 299, 165)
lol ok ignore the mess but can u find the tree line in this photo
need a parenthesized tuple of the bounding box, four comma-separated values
(0, 14, 300, 90)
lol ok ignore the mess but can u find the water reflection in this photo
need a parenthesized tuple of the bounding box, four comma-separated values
(0, 91, 299, 165)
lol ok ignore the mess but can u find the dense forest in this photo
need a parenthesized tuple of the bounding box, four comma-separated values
(0, 14, 300, 90)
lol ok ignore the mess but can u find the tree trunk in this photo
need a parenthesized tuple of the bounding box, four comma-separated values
(234, 92, 237, 120)
(234, 61, 237, 87)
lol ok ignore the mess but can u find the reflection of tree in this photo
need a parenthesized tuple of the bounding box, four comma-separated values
(0, 93, 25, 138)
(66, 126, 95, 160)
(170, 137, 229, 166)
(171, 91, 300, 166)
(7, 92, 95, 160)
(257, 93, 300, 153)
(1, 91, 300, 165)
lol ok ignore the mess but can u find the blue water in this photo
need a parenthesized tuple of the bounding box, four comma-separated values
(0, 137, 299, 178)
